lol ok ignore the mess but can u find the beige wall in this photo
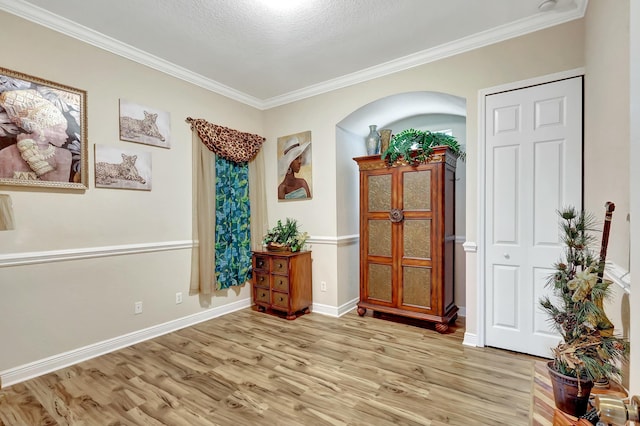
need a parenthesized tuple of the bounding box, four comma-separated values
(0, 11, 262, 372)
(584, 0, 635, 392)
(584, 0, 630, 270)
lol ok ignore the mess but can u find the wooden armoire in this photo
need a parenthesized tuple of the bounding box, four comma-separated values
(354, 146, 458, 332)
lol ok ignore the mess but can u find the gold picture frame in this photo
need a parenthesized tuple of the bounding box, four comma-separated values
(0, 67, 88, 190)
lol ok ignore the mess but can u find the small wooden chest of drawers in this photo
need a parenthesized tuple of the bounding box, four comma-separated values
(252, 250, 312, 320)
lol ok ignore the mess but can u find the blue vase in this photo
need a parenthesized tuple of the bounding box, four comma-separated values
(365, 125, 380, 155)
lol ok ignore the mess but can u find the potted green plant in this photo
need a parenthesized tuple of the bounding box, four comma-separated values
(381, 129, 466, 165)
(262, 218, 309, 252)
(539, 206, 630, 417)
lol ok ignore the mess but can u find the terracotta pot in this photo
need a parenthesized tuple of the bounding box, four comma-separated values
(547, 361, 594, 417)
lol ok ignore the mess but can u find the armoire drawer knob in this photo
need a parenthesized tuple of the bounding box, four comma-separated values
(389, 208, 404, 223)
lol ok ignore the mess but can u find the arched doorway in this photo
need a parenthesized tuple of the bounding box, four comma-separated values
(335, 91, 467, 313)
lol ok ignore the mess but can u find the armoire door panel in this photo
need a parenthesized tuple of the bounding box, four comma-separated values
(401, 266, 431, 309)
(403, 219, 431, 259)
(368, 174, 392, 212)
(368, 219, 392, 257)
(368, 263, 392, 302)
(402, 169, 431, 211)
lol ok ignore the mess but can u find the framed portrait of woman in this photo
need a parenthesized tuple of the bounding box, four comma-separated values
(277, 130, 312, 201)
(0, 67, 88, 190)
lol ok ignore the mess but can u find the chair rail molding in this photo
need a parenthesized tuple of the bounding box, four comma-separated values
(605, 261, 631, 294)
(307, 234, 359, 247)
(0, 240, 194, 267)
(462, 241, 477, 252)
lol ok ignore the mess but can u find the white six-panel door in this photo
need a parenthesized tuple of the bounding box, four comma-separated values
(485, 77, 583, 357)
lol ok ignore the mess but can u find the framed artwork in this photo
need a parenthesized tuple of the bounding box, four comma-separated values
(119, 99, 170, 148)
(277, 130, 312, 200)
(94, 144, 152, 191)
(0, 67, 88, 189)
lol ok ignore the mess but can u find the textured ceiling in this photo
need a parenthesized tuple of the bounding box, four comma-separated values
(1, 0, 586, 108)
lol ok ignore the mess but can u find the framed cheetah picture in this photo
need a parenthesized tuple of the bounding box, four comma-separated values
(119, 99, 171, 149)
(94, 144, 152, 191)
(0, 66, 88, 190)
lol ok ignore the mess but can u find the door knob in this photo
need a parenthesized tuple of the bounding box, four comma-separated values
(503, 253, 510, 259)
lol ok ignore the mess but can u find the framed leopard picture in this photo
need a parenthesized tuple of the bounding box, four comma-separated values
(118, 99, 170, 149)
(94, 144, 151, 191)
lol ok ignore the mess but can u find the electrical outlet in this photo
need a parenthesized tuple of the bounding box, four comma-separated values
(134, 301, 143, 314)
(320, 281, 327, 292)
(175, 292, 183, 304)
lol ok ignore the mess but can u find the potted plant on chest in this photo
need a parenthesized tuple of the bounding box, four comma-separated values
(262, 218, 308, 252)
(381, 128, 466, 165)
(539, 205, 630, 417)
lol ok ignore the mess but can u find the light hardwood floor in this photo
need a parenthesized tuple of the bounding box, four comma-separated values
(0, 308, 543, 425)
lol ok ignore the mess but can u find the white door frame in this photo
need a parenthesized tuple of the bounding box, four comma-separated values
(474, 67, 585, 348)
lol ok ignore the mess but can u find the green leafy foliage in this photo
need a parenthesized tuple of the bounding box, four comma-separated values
(381, 129, 466, 165)
(539, 207, 629, 382)
(262, 218, 309, 252)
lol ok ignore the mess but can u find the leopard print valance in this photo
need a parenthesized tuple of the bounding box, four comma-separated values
(186, 117, 265, 163)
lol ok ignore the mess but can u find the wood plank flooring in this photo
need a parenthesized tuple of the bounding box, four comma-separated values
(0, 308, 544, 425)
(531, 361, 556, 425)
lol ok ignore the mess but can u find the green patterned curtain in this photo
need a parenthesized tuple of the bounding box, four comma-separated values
(186, 117, 264, 293)
(214, 156, 251, 289)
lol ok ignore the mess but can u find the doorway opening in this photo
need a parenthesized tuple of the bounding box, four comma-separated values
(335, 91, 468, 313)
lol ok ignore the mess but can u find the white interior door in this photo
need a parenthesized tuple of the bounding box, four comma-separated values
(485, 77, 583, 358)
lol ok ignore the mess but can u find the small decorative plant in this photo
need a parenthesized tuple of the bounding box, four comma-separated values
(263, 218, 308, 252)
(539, 207, 629, 386)
(381, 129, 466, 165)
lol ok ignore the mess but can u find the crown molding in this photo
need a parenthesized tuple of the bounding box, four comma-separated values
(261, 0, 588, 108)
(0, 0, 588, 110)
(0, 0, 264, 109)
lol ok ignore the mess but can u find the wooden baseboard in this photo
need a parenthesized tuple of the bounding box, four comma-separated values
(0, 298, 251, 389)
